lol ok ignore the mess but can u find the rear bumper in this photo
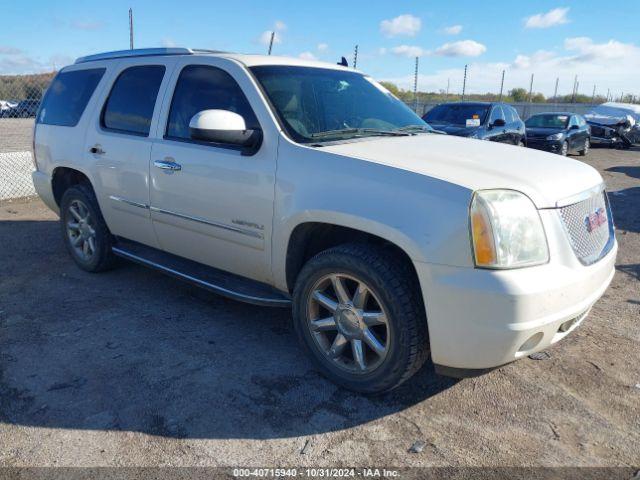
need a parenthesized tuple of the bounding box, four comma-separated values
(416, 242, 617, 372)
(32, 171, 59, 214)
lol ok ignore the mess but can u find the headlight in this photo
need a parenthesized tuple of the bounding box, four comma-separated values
(546, 132, 563, 140)
(470, 190, 549, 269)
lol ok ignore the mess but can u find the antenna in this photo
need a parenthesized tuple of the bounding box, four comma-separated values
(267, 31, 275, 55)
(353, 45, 358, 69)
(461, 64, 468, 101)
(129, 8, 134, 50)
(413, 56, 419, 112)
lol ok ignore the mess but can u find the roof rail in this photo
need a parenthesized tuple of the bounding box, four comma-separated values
(75, 48, 226, 64)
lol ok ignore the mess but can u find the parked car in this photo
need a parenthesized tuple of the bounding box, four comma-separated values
(32, 48, 616, 393)
(525, 113, 590, 156)
(3, 98, 40, 118)
(584, 102, 640, 148)
(422, 102, 526, 146)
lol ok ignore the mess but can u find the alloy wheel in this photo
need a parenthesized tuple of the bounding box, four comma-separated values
(66, 199, 97, 261)
(306, 273, 390, 373)
(561, 141, 569, 156)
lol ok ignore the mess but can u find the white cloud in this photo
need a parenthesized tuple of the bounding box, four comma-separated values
(299, 51, 317, 61)
(378, 47, 388, 55)
(524, 7, 570, 29)
(0, 46, 23, 55)
(380, 14, 421, 37)
(443, 25, 463, 35)
(317, 43, 329, 52)
(259, 30, 282, 46)
(258, 21, 287, 47)
(381, 37, 640, 97)
(391, 45, 425, 58)
(161, 38, 177, 48)
(434, 40, 486, 57)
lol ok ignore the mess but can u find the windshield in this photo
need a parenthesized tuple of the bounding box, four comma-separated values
(525, 114, 569, 128)
(423, 104, 489, 127)
(250, 66, 431, 143)
(589, 105, 638, 121)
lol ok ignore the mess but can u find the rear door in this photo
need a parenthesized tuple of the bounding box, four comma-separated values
(148, 57, 278, 284)
(83, 58, 175, 248)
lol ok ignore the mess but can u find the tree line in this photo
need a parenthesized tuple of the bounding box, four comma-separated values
(0, 72, 55, 101)
(379, 81, 636, 105)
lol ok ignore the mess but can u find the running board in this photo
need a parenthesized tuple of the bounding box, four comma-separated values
(112, 238, 291, 308)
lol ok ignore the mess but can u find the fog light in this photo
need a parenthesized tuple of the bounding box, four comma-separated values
(518, 332, 543, 353)
(558, 318, 577, 333)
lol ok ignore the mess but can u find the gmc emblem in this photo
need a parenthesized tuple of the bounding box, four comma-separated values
(586, 207, 607, 233)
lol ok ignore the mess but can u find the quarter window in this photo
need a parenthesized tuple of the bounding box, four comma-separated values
(166, 65, 258, 141)
(102, 65, 165, 136)
(37, 68, 105, 126)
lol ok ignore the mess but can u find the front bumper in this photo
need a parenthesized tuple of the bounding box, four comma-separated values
(415, 227, 617, 373)
(527, 139, 563, 153)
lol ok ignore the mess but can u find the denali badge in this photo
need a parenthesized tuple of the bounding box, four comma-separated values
(586, 207, 607, 233)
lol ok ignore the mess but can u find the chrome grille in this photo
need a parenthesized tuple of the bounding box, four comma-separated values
(559, 191, 614, 265)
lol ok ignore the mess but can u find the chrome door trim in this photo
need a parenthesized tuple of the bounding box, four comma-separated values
(109, 195, 150, 210)
(111, 246, 290, 307)
(149, 206, 264, 239)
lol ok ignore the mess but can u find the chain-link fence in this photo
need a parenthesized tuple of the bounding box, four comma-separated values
(0, 72, 53, 203)
(409, 101, 598, 119)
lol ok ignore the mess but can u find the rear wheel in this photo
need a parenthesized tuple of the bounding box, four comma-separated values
(579, 138, 590, 156)
(60, 184, 116, 272)
(292, 243, 430, 393)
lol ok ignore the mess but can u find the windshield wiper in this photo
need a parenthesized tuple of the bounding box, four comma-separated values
(310, 128, 410, 140)
(393, 125, 433, 133)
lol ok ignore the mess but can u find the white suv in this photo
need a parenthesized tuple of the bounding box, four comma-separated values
(32, 48, 617, 393)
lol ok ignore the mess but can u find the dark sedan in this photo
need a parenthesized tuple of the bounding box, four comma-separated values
(525, 113, 590, 156)
(422, 102, 526, 146)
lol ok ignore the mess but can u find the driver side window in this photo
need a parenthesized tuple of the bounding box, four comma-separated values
(165, 65, 259, 140)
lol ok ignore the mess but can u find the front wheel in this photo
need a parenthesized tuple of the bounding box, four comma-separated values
(60, 184, 116, 272)
(579, 138, 590, 156)
(292, 244, 430, 393)
(560, 141, 569, 156)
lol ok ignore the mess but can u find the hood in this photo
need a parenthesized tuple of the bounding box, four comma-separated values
(585, 113, 634, 128)
(321, 134, 603, 209)
(526, 127, 565, 137)
(433, 124, 481, 137)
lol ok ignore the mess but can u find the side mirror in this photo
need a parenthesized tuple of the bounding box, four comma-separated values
(492, 118, 506, 128)
(189, 110, 262, 155)
(570, 124, 580, 130)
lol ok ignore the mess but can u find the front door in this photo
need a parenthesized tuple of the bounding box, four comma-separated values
(149, 59, 277, 284)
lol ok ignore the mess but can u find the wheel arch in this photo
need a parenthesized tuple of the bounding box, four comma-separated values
(51, 167, 92, 207)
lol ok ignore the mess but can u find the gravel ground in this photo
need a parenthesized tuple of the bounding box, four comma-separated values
(0, 147, 638, 468)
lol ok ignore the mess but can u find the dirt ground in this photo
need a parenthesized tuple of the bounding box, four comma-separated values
(0, 147, 638, 469)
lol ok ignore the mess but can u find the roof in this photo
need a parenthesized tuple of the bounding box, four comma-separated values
(74, 47, 354, 72)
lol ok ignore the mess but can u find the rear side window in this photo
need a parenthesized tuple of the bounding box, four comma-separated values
(37, 68, 105, 126)
(102, 65, 165, 136)
(166, 65, 259, 140)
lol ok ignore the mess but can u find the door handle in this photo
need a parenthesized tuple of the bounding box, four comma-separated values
(89, 144, 105, 155)
(154, 159, 182, 171)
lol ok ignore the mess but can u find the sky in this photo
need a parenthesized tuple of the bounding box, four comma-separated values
(1, 0, 638, 97)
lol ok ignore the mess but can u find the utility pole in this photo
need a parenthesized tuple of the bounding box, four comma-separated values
(498, 70, 505, 102)
(591, 85, 596, 105)
(413, 56, 419, 112)
(461, 64, 468, 102)
(571, 75, 578, 103)
(606, 88, 610, 102)
(353, 45, 358, 69)
(528, 73, 534, 102)
(267, 31, 275, 55)
(446, 78, 450, 100)
(129, 8, 134, 50)
(553, 77, 559, 103)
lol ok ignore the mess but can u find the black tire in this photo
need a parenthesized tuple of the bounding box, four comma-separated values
(579, 138, 590, 156)
(292, 243, 430, 393)
(560, 141, 569, 156)
(60, 183, 116, 272)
